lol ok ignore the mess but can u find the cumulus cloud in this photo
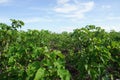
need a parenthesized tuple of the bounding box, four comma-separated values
(0, 0, 10, 4)
(54, 0, 95, 19)
(22, 17, 53, 23)
(107, 16, 120, 20)
(101, 25, 120, 32)
(59, 26, 75, 32)
(101, 5, 111, 9)
(57, 0, 70, 4)
(54, 4, 78, 13)
(0, 17, 10, 23)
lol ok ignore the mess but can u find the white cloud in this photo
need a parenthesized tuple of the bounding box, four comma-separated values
(54, 0, 95, 19)
(54, 4, 78, 13)
(29, 7, 46, 10)
(0, 0, 10, 4)
(107, 16, 120, 20)
(59, 26, 75, 32)
(23, 18, 41, 23)
(28, 7, 52, 11)
(57, 0, 70, 4)
(51, 26, 76, 33)
(21, 17, 53, 23)
(0, 17, 10, 23)
(101, 25, 120, 32)
(0, 17, 40, 24)
(102, 5, 111, 9)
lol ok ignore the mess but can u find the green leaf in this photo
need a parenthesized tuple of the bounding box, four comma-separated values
(34, 68, 45, 80)
(57, 69, 70, 80)
(54, 50, 65, 59)
(85, 64, 88, 70)
(26, 61, 40, 77)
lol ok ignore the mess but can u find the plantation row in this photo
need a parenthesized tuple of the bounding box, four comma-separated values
(0, 19, 120, 80)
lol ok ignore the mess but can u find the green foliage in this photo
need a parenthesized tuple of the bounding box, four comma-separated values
(0, 20, 120, 80)
(67, 25, 120, 79)
(10, 19, 24, 30)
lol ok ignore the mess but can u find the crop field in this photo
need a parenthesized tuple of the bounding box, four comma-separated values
(0, 20, 120, 80)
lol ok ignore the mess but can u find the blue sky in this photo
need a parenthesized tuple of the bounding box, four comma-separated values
(0, 0, 120, 32)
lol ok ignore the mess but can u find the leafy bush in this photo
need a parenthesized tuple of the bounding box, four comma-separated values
(0, 20, 120, 80)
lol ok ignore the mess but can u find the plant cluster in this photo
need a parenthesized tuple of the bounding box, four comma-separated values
(0, 20, 120, 80)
